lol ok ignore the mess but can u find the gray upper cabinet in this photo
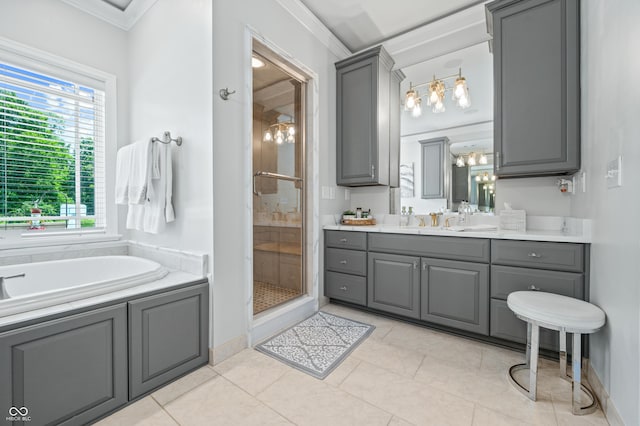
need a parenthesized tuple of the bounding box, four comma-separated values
(420, 138, 450, 199)
(487, 0, 580, 177)
(451, 165, 469, 203)
(0, 305, 128, 426)
(336, 46, 404, 186)
(129, 283, 209, 399)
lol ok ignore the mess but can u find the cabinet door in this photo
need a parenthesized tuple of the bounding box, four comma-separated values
(389, 70, 404, 188)
(420, 138, 448, 199)
(129, 283, 209, 399)
(451, 165, 469, 203)
(0, 305, 127, 426)
(368, 252, 420, 318)
(336, 55, 378, 185)
(420, 258, 489, 335)
(490, 0, 580, 176)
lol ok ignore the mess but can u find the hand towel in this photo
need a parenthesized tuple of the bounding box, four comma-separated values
(142, 142, 175, 234)
(125, 141, 154, 231)
(127, 140, 153, 204)
(115, 144, 133, 205)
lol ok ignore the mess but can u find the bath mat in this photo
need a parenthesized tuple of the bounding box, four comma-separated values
(256, 311, 374, 379)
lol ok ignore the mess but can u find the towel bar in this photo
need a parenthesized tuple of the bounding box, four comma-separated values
(151, 131, 182, 146)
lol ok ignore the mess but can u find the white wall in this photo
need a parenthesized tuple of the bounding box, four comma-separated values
(572, 1, 640, 424)
(212, 0, 346, 351)
(495, 177, 571, 216)
(0, 0, 129, 233)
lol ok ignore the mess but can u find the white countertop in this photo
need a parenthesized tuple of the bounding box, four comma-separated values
(323, 224, 590, 243)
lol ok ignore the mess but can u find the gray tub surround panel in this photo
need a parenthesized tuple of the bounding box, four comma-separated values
(335, 45, 403, 187)
(421, 258, 489, 335)
(0, 280, 209, 425)
(420, 137, 450, 199)
(129, 283, 209, 399)
(324, 227, 588, 351)
(368, 252, 421, 319)
(487, 0, 580, 177)
(0, 304, 127, 426)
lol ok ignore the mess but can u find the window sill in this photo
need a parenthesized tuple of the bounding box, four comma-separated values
(0, 232, 122, 250)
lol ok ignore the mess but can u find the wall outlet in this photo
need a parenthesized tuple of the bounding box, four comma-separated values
(329, 187, 336, 200)
(606, 156, 622, 188)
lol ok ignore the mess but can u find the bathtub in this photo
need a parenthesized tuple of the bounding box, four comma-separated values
(0, 256, 168, 318)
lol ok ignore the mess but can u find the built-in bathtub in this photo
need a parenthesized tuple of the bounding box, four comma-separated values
(0, 255, 168, 318)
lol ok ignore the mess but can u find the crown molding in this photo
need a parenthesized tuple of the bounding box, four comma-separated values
(274, 0, 352, 59)
(60, 0, 159, 31)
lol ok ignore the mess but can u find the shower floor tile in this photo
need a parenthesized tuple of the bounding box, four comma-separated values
(253, 281, 301, 314)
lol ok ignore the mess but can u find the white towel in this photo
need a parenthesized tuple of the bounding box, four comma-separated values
(115, 141, 152, 205)
(142, 142, 175, 234)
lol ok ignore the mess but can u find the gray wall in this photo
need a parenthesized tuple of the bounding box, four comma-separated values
(572, 1, 640, 424)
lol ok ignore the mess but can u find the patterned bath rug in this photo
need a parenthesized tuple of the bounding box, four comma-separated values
(256, 311, 375, 379)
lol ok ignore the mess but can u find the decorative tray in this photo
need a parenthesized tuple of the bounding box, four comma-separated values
(341, 218, 376, 226)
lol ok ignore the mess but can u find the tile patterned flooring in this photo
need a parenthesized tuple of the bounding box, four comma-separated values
(97, 304, 609, 426)
(253, 281, 302, 314)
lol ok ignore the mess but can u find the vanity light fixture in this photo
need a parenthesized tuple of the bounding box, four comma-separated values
(476, 172, 496, 182)
(404, 68, 471, 117)
(264, 121, 295, 144)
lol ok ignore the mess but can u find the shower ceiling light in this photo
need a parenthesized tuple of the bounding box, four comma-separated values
(252, 56, 265, 68)
(405, 68, 471, 117)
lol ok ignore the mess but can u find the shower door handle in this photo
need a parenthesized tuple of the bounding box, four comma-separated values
(253, 171, 303, 196)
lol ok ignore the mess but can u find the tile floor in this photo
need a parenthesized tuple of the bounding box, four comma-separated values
(97, 304, 609, 426)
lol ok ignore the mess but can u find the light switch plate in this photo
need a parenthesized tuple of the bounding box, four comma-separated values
(321, 186, 330, 199)
(606, 156, 622, 188)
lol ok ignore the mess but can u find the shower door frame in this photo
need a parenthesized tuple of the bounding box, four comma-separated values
(251, 38, 309, 317)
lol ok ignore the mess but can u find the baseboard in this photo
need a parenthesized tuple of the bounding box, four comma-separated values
(210, 334, 248, 366)
(587, 361, 625, 426)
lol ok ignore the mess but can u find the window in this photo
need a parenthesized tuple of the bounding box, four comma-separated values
(0, 61, 105, 232)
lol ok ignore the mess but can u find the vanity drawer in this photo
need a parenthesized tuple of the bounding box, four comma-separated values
(325, 230, 367, 251)
(325, 271, 366, 305)
(491, 240, 584, 272)
(368, 233, 490, 263)
(491, 266, 584, 300)
(326, 248, 367, 276)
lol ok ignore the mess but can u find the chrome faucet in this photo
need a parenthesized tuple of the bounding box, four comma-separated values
(0, 273, 25, 300)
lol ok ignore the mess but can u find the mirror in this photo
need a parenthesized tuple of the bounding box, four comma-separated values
(398, 42, 494, 214)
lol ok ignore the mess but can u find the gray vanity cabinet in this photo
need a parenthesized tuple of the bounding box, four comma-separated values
(129, 283, 209, 399)
(336, 45, 403, 187)
(487, 0, 580, 176)
(368, 252, 420, 319)
(420, 258, 489, 335)
(0, 304, 127, 426)
(420, 138, 449, 199)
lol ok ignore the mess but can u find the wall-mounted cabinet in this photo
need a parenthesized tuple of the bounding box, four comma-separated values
(336, 46, 404, 187)
(487, 0, 580, 177)
(419, 137, 450, 199)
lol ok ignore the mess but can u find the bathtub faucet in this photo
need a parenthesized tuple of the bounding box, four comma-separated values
(0, 273, 25, 300)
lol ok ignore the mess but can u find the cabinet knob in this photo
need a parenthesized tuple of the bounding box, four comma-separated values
(339, 286, 348, 291)
(528, 285, 541, 291)
(527, 252, 541, 258)
(422, 262, 427, 270)
(339, 260, 348, 264)
(371, 164, 375, 179)
(339, 238, 348, 243)
(413, 261, 418, 270)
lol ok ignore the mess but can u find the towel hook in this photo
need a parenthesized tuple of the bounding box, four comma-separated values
(219, 87, 236, 101)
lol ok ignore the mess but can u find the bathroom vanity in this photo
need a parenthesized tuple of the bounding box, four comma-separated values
(0, 279, 208, 426)
(324, 225, 589, 353)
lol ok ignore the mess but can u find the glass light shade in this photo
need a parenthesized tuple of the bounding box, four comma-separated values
(456, 156, 465, 167)
(467, 153, 477, 166)
(483, 173, 489, 181)
(453, 77, 467, 100)
(491, 175, 496, 181)
(475, 175, 481, 182)
(275, 129, 283, 139)
(479, 153, 488, 165)
(264, 130, 273, 142)
(411, 100, 422, 117)
(287, 134, 294, 143)
(432, 100, 445, 113)
(457, 93, 471, 109)
(428, 87, 439, 105)
(288, 126, 295, 136)
(405, 89, 417, 110)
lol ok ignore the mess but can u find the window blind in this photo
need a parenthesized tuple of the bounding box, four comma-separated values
(0, 61, 105, 231)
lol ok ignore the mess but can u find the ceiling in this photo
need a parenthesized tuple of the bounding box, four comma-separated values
(101, 0, 133, 11)
(299, 0, 486, 52)
(60, 0, 157, 30)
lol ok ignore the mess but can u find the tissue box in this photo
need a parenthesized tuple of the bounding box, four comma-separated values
(499, 210, 526, 233)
